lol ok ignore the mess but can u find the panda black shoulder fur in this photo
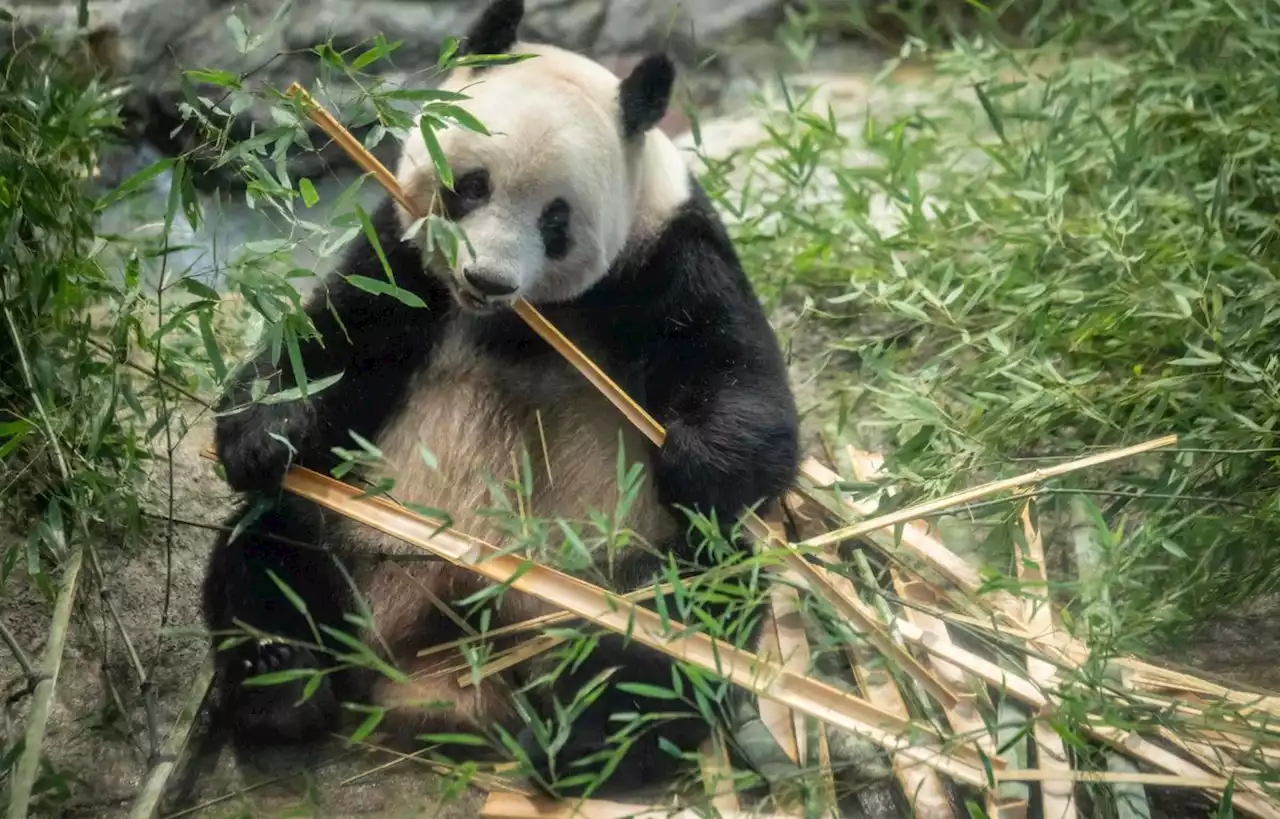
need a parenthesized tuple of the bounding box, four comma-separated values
(202, 0, 799, 797)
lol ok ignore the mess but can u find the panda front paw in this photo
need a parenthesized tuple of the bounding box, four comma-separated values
(231, 642, 337, 746)
(653, 411, 797, 526)
(215, 415, 299, 492)
(652, 421, 719, 517)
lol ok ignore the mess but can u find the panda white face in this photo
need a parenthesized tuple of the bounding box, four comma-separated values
(395, 41, 691, 312)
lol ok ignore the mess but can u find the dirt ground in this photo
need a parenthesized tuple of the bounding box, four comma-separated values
(0, 397, 512, 818)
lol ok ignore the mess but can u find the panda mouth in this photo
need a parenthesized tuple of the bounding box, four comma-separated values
(451, 285, 513, 314)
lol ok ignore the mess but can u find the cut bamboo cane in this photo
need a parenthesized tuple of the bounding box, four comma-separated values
(127, 651, 216, 819)
(200, 452, 992, 787)
(480, 792, 794, 819)
(799, 457, 1025, 629)
(785, 479, 951, 819)
(796, 435, 1178, 555)
(1016, 503, 1077, 819)
(698, 730, 741, 815)
(7, 546, 84, 819)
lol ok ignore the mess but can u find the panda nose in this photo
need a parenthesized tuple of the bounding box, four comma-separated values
(463, 269, 518, 297)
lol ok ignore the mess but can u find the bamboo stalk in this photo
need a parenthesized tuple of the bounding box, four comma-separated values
(423, 581, 677, 661)
(1016, 503, 1077, 819)
(127, 651, 216, 819)
(995, 769, 1234, 787)
(481, 792, 794, 819)
(796, 435, 1178, 555)
(7, 546, 84, 819)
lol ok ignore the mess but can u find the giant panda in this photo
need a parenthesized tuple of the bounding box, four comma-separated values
(201, 0, 799, 797)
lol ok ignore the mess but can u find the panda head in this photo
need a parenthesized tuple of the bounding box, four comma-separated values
(395, 0, 691, 312)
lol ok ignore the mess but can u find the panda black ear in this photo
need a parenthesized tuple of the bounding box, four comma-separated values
(619, 53, 676, 139)
(462, 0, 524, 57)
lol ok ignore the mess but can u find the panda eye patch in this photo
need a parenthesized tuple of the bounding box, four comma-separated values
(456, 169, 491, 201)
(539, 198, 572, 260)
(441, 169, 491, 219)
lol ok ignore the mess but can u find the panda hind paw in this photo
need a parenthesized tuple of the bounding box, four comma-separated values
(231, 642, 337, 746)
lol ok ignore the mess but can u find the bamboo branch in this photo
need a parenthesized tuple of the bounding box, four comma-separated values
(3, 299, 86, 819)
(6, 546, 84, 819)
(127, 651, 215, 819)
(1017, 502, 1077, 819)
(797, 435, 1178, 555)
(0, 618, 36, 686)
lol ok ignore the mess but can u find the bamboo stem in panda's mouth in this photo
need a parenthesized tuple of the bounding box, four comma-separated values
(285, 83, 668, 447)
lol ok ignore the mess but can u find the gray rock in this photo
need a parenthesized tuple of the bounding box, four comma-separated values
(7, 0, 786, 183)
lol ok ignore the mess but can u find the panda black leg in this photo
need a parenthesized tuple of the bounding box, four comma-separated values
(202, 499, 349, 748)
(518, 591, 762, 798)
(516, 636, 712, 798)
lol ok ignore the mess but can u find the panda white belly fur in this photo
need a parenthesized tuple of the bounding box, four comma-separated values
(332, 320, 676, 731)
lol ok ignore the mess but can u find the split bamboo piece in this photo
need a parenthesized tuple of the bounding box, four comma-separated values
(1016, 503, 1077, 819)
(481, 792, 795, 819)
(755, 603, 803, 764)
